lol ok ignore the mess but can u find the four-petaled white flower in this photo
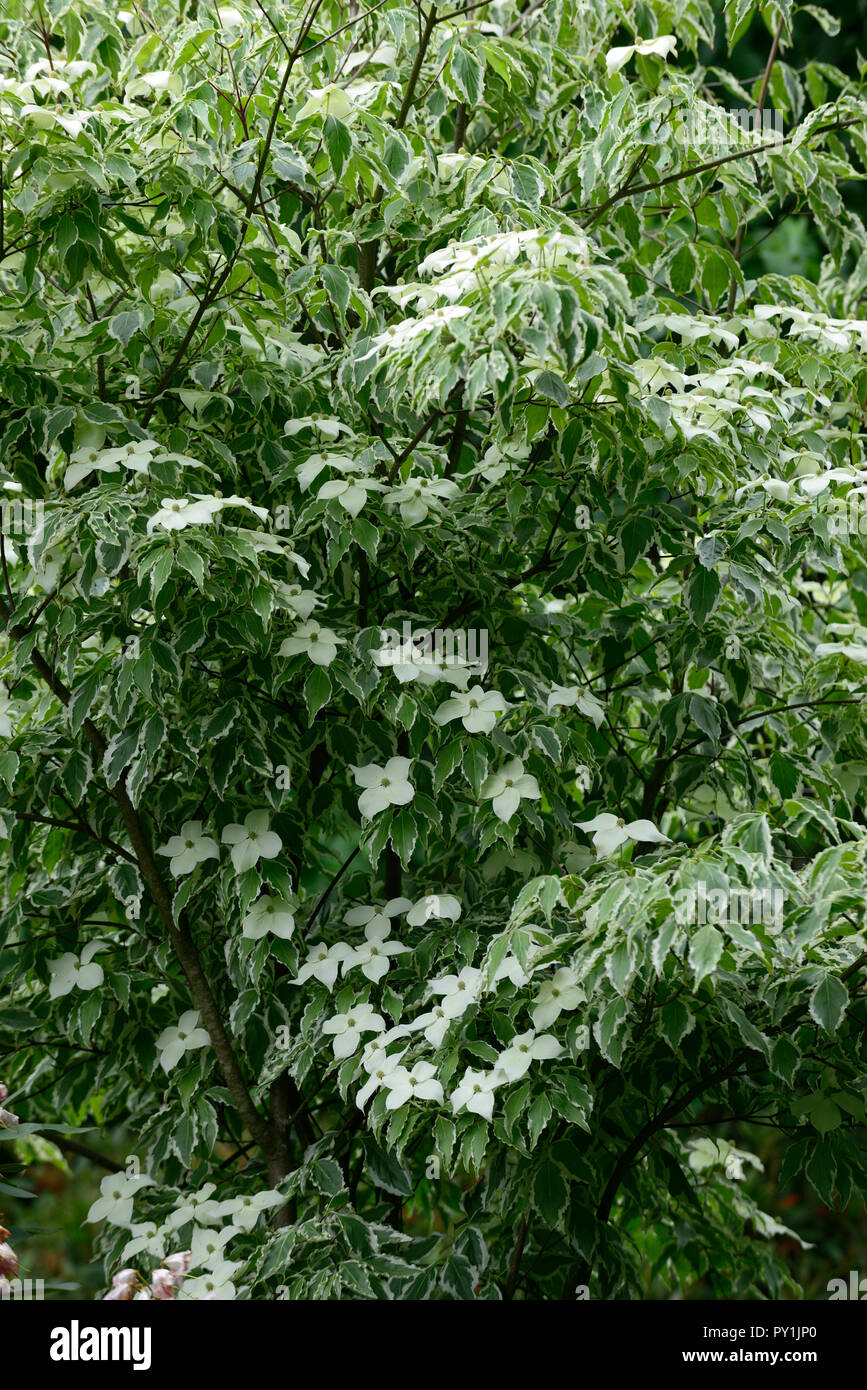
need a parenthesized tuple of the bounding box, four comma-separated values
(166, 1184, 225, 1231)
(351, 757, 414, 819)
(369, 304, 472, 355)
(386, 475, 459, 524)
(317, 466, 385, 518)
(406, 893, 462, 927)
(344, 918, 410, 982)
(605, 34, 677, 76)
(65, 438, 163, 489)
(494, 1028, 563, 1083)
(532, 968, 582, 1029)
(147, 496, 221, 533)
(322, 1002, 385, 1057)
(86, 1172, 154, 1228)
(577, 812, 670, 858)
(284, 415, 355, 440)
(218, 1189, 284, 1231)
(241, 894, 296, 940)
(356, 1046, 407, 1108)
(294, 941, 354, 990)
(451, 1068, 500, 1121)
(429, 965, 483, 1018)
(122, 1222, 167, 1262)
(157, 820, 219, 876)
(272, 582, 322, 619)
(221, 810, 282, 872)
(406, 1002, 452, 1047)
(373, 637, 471, 688)
(48, 940, 105, 999)
(180, 1260, 239, 1300)
(279, 619, 343, 667)
(434, 686, 508, 735)
(382, 1060, 444, 1110)
(546, 684, 605, 727)
(480, 757, 541, 822)
(156, 1010, 210, 1073)
(188, 1225, 237, 1269)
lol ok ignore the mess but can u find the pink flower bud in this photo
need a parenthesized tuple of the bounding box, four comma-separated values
(163, 1250, 191, 1277)
(151, 1268, 175, 1299)
(104, 1284, 132, 1301)
(0, 1108, 19, 1128)
(112, 1268, 138, 1290)
(0, 1082, 8, 1101)
(0, 1241, 18, 1279)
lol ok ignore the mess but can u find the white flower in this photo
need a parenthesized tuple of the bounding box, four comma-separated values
(451, 1068, 500, 1121)
(64, 438, 163, 488)
(147, 496, 221, 533)
(272, 582, 322, 619)
(86, 1173, 154, 1227)
(156, 820, 219, 876)
(188, 1225, 237, 1269)
(577, 812, 670, 858)
(386, 475, 459, 524)
(494, 1028, 563, 1083)
(47, 940, 105, 999)
(480, 757, 541, 822)
(344, 918, 410, 982)
(406, 1002, 451, 1047)
(351, 756, 414, 819)
(322, 1002, 385, 1057)
(218, 1190, 284, 1231)
(279, 619, 343, 666)
(531, 968, 582, 1029)
(344, 898, 412, 933)
(406, 893, 462, 927)
(241, 895, 296, 940)
(294, 941, 355, 990)
(369, 305, 472, 356)
(221, 810, 282, 872)
(373, 637, 471, 688)
(382, 1060, 443, 1110)
(356, 1046, 407, 1108)
(430, 965, 483, 1019)
(284, 415, 355, 440)
(121, 1222, 167, 1262)
(546, 684, 605, 727)
(180, 1260, 238, 1300)
(434, 685, 508, 734)
(295, 83, 355, 122)
(605, 34, 677, 76)
(156, 1010, 210, 1073)
(317, 467, 385, 517)
(165, 1184, 225, 1231)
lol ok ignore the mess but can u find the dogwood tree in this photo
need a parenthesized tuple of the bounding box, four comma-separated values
(2, 0, 867, 1301)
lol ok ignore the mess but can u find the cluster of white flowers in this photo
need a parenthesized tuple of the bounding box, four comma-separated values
(100, 1185, 286, 1300)
(305, 895, 585, 1124)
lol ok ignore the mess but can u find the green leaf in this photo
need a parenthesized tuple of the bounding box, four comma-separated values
(689, 924, 724, 987)
(685, 567, 721, 626)
(324, 115, 352, 178)
(533, 1159, 569, 1226)
(809, 975, 848, 1035)
(303, 666, 331, 723)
